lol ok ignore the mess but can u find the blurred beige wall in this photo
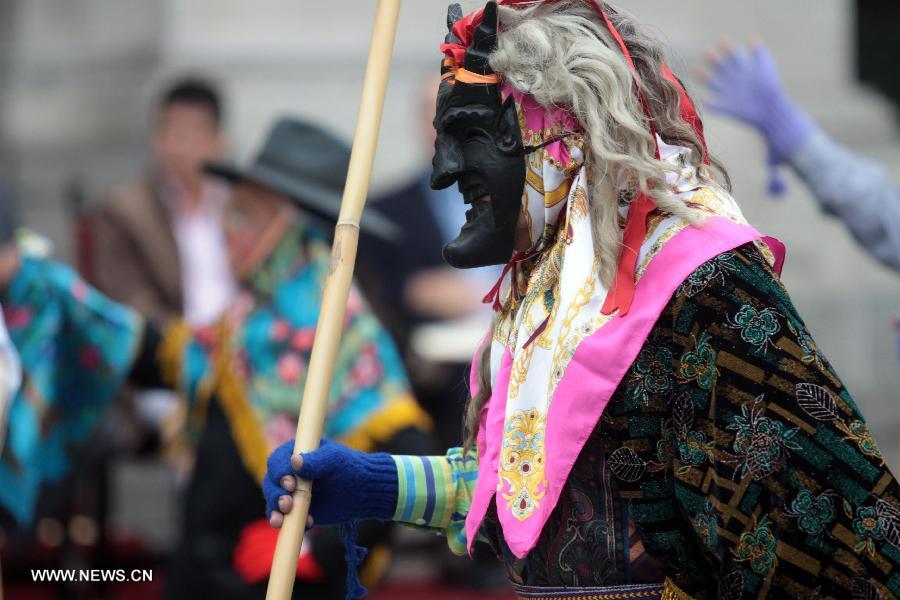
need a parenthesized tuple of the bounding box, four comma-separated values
(2, 0, 899, 460)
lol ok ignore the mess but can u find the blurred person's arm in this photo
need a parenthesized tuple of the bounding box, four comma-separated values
(0, 241, 176, 394)
(404, 267, 487, 320)
(0, 293, 22, 454)
(0, 248, 146, 522)
(703, 42, 900, 272)
(787, 129, 900, 271)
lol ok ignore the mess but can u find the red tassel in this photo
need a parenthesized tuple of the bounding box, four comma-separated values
(482, 250, 538, 313)
(482, 261, 514, 312)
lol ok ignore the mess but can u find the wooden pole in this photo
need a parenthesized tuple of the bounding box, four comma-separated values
(265, 1, 401, 598)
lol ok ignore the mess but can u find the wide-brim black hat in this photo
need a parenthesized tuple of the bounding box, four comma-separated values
(204, 117, 399, 241)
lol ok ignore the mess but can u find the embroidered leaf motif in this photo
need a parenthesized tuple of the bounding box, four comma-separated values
(852, 577, 884, 600)
(718, 570, 745, 600)
(796, 383, 841, 422)
(876, 499, 900, 548)
(608, 447, 647, 483)
(883, 523, 900, 551)
(672, 392, 694, 435)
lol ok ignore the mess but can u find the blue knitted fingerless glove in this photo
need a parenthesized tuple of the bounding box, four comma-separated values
(263, 438, 398, 526)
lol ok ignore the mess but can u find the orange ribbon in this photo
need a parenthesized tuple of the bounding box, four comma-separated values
(455, 68, 502, 85)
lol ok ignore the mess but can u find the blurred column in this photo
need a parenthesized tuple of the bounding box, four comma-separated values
(0, 0, 166, 257)
(0, 1, 14, 191)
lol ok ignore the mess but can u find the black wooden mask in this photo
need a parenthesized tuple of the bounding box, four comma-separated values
(430, 1, 526, 269)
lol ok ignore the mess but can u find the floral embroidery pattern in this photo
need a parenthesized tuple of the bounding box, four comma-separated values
(500, 409, 548, 521)
(726, 395, 800, 481)
(854, 505, 888, 558)
(677, 252, 738, 297)
(787, 320, 824, 369)
(276, 352, 306, 385)
(679, 431, 714, 469)
(347, 343, 384, 391)
(627, 344, 674, 406)
(727, 304, 781, 353)
(786, 490, 837, 537)
(732, 516, 778, 575)
(655, 424, 675, 465)
(693, 500, 720, 549)
(840, 420, 884, 467)
(678, 331, 718, 391)
(795, 383, 885, 466)
(671, 393, 713, 474)
(186, 224, 421, 460)
(850, 500, 900, 558)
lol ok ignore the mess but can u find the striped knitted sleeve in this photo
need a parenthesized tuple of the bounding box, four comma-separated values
(392, 447, 478, 556)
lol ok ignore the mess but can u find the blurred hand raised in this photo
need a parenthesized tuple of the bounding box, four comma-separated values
(699, 41, 813, 165)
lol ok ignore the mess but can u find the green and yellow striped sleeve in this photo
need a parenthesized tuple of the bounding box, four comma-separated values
(392, 447, 479, 556)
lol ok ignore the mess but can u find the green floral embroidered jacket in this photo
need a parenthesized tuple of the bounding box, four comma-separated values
(395, 244, 900, 599)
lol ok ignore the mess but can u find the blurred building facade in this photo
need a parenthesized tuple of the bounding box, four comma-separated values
(0, 0, 898, 459)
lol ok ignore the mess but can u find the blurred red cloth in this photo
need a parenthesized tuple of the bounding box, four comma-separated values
(232, 519, 324, 584)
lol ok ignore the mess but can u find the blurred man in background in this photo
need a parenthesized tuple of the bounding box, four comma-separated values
(92, 77, 236, 327)
(84, 80, 237, 541)
(159, 116, 430, 600)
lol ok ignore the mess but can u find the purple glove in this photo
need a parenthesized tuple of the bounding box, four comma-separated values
(704, 44, 814, 169)
(263, 438, 398, 527)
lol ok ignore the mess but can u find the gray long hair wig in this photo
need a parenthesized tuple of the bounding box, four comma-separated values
(463, 0, 730, 451)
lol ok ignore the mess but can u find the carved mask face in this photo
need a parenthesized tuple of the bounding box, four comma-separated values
(430, 2, 526, 269)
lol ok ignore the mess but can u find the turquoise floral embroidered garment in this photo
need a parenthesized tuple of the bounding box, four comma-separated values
(0, 255, 142, 524)
(167, 221, 427, 482)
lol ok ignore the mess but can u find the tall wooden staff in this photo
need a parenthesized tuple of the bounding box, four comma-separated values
(266, 1, 401, 598)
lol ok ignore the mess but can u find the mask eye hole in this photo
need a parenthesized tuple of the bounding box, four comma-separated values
(441, 115, 484, 140)
(460, 126, 490, 143)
